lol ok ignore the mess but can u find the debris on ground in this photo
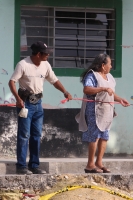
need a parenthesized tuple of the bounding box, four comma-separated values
(1, 174, 133, 200)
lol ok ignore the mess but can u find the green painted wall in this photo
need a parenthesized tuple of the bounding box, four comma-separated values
(0, 0, 133, 154)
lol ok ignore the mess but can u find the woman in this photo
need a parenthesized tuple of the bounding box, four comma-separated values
(76, 53, 129, 173)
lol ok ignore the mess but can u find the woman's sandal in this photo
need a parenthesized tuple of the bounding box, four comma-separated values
(100, 166, 111, 173)
(84, 167, 103, 173)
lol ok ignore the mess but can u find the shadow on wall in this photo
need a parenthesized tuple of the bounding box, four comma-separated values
(41, 108, 88, 157)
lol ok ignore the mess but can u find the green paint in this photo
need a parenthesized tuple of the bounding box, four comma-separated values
(14, 0, 122, 77)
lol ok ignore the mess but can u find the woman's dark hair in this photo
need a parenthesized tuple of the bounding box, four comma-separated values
(80, 53, 110, 82)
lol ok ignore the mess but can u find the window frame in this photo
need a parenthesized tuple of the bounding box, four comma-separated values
(15, 0, 122, 77)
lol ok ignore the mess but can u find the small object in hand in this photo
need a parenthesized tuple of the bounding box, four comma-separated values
(61, 99, 68, 104)
(18, 107, 28, 118)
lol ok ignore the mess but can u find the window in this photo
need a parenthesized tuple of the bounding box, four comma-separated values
(15, 0, 122, 77)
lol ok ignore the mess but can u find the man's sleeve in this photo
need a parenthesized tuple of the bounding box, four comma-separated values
(45, 63, 58, 84)
(10, 63, 24, 82)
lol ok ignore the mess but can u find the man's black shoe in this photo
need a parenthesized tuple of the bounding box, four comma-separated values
(16, 167, 33, 175)
(28, 167, 46, 174)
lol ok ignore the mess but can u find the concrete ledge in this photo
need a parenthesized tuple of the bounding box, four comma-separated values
(0, 158, 133, 191)
(0, 158, 133, 174)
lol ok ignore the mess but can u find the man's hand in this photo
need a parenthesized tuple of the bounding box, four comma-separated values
(8, 80, 25, 108)
(120, 99, 130, 107)
(53, 80, 72, 101)
(64, 91, 72, 100)
(16, 98, 25, 108)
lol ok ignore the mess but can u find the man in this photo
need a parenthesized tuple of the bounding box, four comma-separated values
(8, 41, 72, 175)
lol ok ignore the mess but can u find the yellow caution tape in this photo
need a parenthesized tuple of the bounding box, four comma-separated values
(39, 185, 133, 200)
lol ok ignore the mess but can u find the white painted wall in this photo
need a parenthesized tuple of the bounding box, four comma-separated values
(0, 0, 133, 154)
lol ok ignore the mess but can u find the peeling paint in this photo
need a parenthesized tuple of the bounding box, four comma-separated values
(0, 107, 84, 158)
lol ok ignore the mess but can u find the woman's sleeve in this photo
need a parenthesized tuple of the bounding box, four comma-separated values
(83, 72, 97, 87)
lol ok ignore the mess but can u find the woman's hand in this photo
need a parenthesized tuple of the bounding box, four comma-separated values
(105, 88, 114, 96)
(83, 86, 115, 96)
(114, 94, 130, 107)
(120, 98, 130, 107)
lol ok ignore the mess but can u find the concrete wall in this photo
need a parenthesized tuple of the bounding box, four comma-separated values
(107, 0, 133, 154)
(0, 0, 15, 104)
(0, 0, 133, 157)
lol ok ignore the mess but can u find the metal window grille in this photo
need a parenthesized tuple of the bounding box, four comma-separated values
(20, 6, 115, 69)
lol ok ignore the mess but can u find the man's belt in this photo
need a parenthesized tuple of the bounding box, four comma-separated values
(18, 88, 43, 104)
(28, 93, 43, 104)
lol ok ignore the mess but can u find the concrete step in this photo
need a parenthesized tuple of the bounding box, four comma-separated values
(0, 158, 133, 174)
(0, 158, 133, 191)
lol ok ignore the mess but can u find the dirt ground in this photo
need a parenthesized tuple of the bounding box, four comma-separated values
(49, 189, 129, 200)
(1, 174, 133, 200)
(40, 174, 133, 200)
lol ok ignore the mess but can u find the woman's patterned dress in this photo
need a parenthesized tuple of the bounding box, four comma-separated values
(82, 72, 109, 143)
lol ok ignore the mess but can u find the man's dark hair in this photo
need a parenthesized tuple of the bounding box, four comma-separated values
(31, 41, 52, 55)
(32, 51, 38, 56)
